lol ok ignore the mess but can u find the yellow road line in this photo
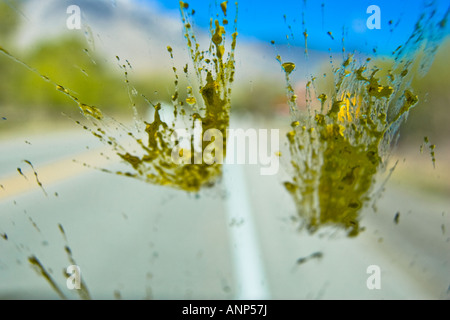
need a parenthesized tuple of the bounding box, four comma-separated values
(0, 148, 114, 201)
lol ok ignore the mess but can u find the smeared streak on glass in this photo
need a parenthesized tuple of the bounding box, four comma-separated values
(303, 30, 308, 55)
(64, 246, 92, 300)
(114, 290, 122, 300)
(429, 145, 436, 168)
(394, 212, 400, 225)
(321, 3, 325, 31)
(23, 160, 48, 196)
(0, 46, 51, 83)
(421, 136, 436, 168)
(301, 0, 308, 56)
(76, 66, 89, 77)
(83, 25, 96, 51)
(28, 255, 67, 300)
(58, 223, 68, 242)
(3, 0, 28, 21)
(389, 20, 394, 33)
(27, 215, 41, 233)
(327, 31, 334, 40)
(82, 48, 97, 65)
(56, 85, 103, 120)
(17, 167, 27, 180)
(145, 274, 153, 300)
(296, 251, 323, 265)
(58, 224, 92, 300)
(280, 5, 449, 237)
(283, 14, 295, 41)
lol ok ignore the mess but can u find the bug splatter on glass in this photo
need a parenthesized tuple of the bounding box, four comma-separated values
(279, 5, 449, 237)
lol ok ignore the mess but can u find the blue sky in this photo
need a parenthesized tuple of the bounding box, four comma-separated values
(140, 0, 450, 55)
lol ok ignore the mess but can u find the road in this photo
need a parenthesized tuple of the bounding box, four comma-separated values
(0, 124, 449, 299)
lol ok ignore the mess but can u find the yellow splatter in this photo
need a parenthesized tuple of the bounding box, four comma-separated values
(280, 5, 447, 236)
(0, 2, 238, 193)
(281, 62, 296, 75)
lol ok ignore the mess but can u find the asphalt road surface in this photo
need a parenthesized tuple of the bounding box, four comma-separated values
(0, 124, 449, 300)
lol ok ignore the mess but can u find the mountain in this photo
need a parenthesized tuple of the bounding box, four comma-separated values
(11, 0, 327, 84)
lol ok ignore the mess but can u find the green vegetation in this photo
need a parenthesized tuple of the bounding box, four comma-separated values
(2, 37, 129, 111)
(0, 1, 177, 131)
(0, 1, 20, 42)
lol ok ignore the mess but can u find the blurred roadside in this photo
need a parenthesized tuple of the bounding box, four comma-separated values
(1, 0, 449, 194)
(0, 0, 449, 300)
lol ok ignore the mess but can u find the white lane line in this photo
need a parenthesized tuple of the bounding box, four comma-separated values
(223, 163, 270, 299)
